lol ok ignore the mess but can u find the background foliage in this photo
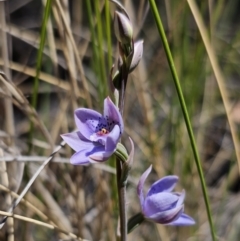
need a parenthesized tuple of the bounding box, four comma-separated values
(0, 0, 240, 240)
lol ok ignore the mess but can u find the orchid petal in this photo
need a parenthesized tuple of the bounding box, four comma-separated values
(144, 192, 179, 216)
(70, 151, 90, 165)
(176, 190, 185, 206)
(147, 205, 184, 224)
(167, 214, 195, 226)
(147, 175, 178, 197)
(105, 125, 121, 152)
(61, 132, 92, 152)
(89, 150, 113, 163)
(104, 97, 124, 134)
(70, 143, 104, 165)
(137, 165, 152, 208)
(74, 108, 106, 140)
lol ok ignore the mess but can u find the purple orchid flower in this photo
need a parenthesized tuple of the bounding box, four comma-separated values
(61, 97, 123, 165)
(137, 165, 195, 226)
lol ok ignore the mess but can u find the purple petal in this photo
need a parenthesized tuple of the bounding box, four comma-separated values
(143, 192, 179, 216)
(104, 97, 124, 134)
(61, 132, 92, 152)
(167, 213, 195, 226)
(105, 125, 120, 152)
(70, 143, 104, 165)
(147, 205, 184, 225)
(70, 151, 90, 165)
(147, 175, 178, 197)
(74, 108, 106, 140)
(89, 149, 113, 163)
(137, 165, 152, 209)
(176, 190, 185, 206)
(77, 131, 91, 142)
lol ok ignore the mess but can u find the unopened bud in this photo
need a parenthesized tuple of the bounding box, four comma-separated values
(129, 40, 143, 72)
(114, 11, 133, 45)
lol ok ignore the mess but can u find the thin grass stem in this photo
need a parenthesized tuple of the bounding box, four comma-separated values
(0, 210, 89, 241)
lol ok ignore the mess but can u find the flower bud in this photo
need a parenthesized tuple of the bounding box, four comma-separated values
(129, 40, 143, 72)
(114, 11, 133, 45)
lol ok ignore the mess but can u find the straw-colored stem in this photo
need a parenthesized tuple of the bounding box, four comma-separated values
(54, 0, 92, 108)
(187, 0, 240, 189)
(0, 141, 65, 228)
(0, 210, 89, 241)
(0, 4, 16, 240)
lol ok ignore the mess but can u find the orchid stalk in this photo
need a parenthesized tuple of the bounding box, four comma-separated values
(61, 2, 195, 241)
(113, 9, 134, 241)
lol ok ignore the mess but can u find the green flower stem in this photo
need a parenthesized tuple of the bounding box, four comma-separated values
(116, 159, 127, 241)
(117, 65, 131, 240)
(29, 0, 52, 152)
(148, 1, 216, 241)
(115, 54, 132, 241)
(127, 212, 144, 234)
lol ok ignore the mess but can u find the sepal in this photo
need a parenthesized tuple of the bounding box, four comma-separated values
(120, 137, 134, 186)
(114, 11, 133, 45)
(129, 40, 144, 72)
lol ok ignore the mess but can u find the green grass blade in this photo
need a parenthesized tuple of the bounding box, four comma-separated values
(105, 0, 112, 70)
(29, 0, 52, 152)
(32, 0, 52, 110)
(85, 1, 100, 82)
(147, 1, 216, 240)
(94, 0, 107, 99)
